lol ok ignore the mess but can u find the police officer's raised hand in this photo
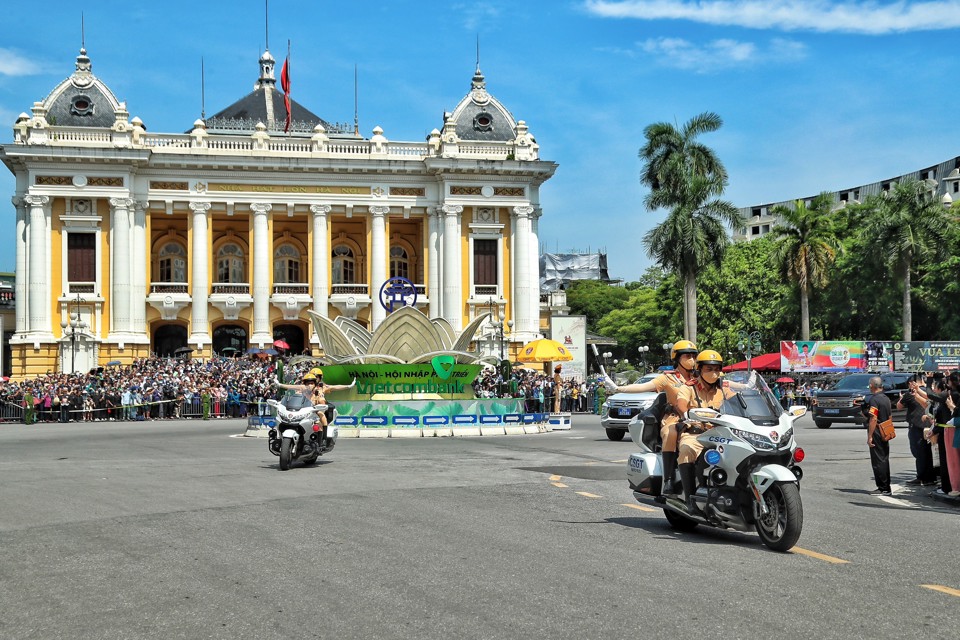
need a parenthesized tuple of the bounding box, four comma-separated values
(603, 376, 619, 394)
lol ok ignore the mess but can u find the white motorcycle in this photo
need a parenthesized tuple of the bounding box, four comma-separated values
(266, 397, 339, 471)
(626, 371, 807, 552)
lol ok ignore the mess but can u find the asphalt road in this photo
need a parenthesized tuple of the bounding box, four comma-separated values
(0, 413, 957, 640)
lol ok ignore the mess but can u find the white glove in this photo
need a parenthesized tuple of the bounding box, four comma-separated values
(348, 378, 356, 388)
(603, 376, 619, 394)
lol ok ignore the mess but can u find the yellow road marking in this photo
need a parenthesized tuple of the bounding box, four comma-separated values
(549, 475, 562, 482)
(791, 547, 850, 564)
(576, 491, 602, 498)
(552, 482, 568, 488)
(921, 584, 960, 598)
(621, 502, 657, 513)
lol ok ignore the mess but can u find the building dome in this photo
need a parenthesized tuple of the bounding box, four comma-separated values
(445, 66, 518, 142)
(40, 48, 124, 128)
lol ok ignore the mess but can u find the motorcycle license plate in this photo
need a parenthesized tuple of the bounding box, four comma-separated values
(824, 409, 840, 415)
(617, 408, 633, 416)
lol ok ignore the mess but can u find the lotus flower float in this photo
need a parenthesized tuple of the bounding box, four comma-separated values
(302, 307, 496, 365)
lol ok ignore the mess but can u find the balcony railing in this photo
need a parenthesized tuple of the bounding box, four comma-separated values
(273, 283, 310, 295)
(150, 282, 189, 294)
(68, 282, 96, 294)
(211, 283, 251, 295)
(473, 285, 499, 298)
(331, 284, 369, 295)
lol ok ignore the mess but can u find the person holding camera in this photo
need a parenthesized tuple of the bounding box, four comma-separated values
(897, 374, 936, 486)
(864, 376, 893, 495)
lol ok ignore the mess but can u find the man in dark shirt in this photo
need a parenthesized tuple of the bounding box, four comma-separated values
(897, 375, 936, 485)
(864, 376, 893, 495)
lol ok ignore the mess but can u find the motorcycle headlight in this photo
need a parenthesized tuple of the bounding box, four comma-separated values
(777, 427, 794, 448)
(731, 428, 776, 451)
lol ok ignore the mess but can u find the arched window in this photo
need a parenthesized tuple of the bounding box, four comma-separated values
(157, 242, 187, 283)
(216, 243, 246, 283)
(273, 244, 301, 284)
(332, 244, 355, 284)
(390, 246, 409, 280)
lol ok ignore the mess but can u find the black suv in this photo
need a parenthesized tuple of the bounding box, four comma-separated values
(811, 372, 912, 429)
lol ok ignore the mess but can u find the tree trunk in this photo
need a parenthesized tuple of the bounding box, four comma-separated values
(902, 261, 912, 342)
(800, 286, 810, 341)
(684, 271, 697, 344)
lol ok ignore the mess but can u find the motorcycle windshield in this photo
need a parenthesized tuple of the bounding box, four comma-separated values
(720, 371, 784, 422)
(281, 394, 310, 411)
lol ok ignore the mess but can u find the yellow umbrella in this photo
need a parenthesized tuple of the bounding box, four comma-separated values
(515, 338, 574, 363)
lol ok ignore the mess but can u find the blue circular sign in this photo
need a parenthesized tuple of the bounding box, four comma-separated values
(378, 277, 418, 313)
(704, 449, 722, 466)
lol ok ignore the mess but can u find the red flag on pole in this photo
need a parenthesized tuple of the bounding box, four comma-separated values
(280, 54, 291, 132)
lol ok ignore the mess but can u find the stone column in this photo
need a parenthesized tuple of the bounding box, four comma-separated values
(250, 203, 273, 347)
(512, 205, 534, 337)
(369, 205, 389, 330)
(131, 201, 148, 334)
(441, 203, 463, 331)
(310, 204, 331, 320)
(427, 208, 440, 318)
(189, 202, 211, 346)
(109, 197, 134, 335)
(12, 197, 26, 334)
(529, 208, 542, 338)
(25, 194, 50, 336)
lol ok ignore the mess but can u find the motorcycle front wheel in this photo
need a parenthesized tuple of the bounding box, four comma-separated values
(755, 482, 803, 552)
(279, 437, 295, 471)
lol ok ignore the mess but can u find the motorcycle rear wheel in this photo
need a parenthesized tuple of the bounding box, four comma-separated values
(755, 482, 803, 552)
(279, 437, 295, 471)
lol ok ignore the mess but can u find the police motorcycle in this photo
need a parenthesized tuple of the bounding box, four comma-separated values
(626, 371, 807, 552)
(266, 395, 339, 471)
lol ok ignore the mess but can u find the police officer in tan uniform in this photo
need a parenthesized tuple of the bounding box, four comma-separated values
(675, 350, 735, 513)
(606, 340, 699, 495)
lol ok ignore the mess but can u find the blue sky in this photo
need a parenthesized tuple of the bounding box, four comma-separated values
(2, 1, 959, 282)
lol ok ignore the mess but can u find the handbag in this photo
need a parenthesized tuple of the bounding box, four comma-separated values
(877, 417, 896, 441)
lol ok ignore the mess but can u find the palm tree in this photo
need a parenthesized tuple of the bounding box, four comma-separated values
(640, 112, 727, 194)
(860, 179, 952, 340)
(643, 173, 743, 343)
(640, 112, 742, 343)
(768, 193, 841, 341)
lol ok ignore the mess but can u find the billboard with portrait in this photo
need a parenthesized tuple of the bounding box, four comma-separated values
(780, 340, 867, 373)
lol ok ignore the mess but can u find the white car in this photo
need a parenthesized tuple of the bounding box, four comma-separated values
(600, 372, 659, 441)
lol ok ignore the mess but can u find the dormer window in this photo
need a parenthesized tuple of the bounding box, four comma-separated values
(70, 95, 94, 117)
(474, 112, 493, 132)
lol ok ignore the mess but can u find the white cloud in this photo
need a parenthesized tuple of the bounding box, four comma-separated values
(453, 2, 501, 31)
(584, 0, 960, 35)
(0, 48, 41, 76)
(634, 36, 806, 71)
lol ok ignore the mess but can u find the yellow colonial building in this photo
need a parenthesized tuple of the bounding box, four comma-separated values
(0, 47, 556, 377)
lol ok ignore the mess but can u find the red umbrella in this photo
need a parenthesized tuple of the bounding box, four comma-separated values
(273, 339, 290, 350)
(776, 376, 795, 384)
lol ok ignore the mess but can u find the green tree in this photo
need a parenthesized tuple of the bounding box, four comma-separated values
(768, 193, 841, 341)
(595, 286, 673, 363)
(640, 112, 743, 343)
(564, 280, 632, 332)
(860, 179, 953, 340)
(643, 173, 743, 343)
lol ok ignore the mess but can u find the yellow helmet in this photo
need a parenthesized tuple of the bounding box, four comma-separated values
(302, 373, 317, 383)
(670, 340, 699, 360)
(696, 350, 724, 366)
(309, 367, 323, 378)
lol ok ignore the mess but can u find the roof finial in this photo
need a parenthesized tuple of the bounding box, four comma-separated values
(265, 0, 269, 51)
(81, 12, 85, 51)
(476, 34, 480, 74)
(76, 13, 92, 74)
(354, 64, 359, 136)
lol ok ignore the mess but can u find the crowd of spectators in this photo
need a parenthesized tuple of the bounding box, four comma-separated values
(472, 366, 603, 413)
(0, 355, 323, 423)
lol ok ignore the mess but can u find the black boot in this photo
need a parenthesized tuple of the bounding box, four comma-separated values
(679, 463, 702, 515)
(661, 451, 678, 496)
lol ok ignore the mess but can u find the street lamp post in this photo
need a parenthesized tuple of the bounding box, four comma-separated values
(662, 343, 672, 367)
(60, 293, 88, 374)
(638, 345, 649, 372)
(737, 330, 762, 374)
